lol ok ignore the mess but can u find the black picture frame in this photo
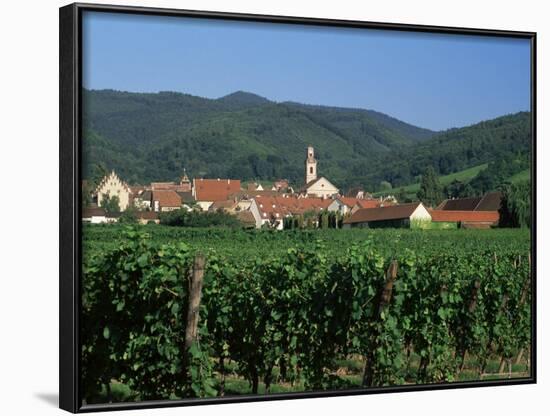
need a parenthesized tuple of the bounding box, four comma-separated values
(59, 2, 537, 413)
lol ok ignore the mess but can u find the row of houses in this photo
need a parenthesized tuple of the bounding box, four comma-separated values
(84, 146, 503, 230)
(342, 192, 502, 229)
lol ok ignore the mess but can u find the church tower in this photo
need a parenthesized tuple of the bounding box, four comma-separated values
(305, 146, 317, 184)
(179, 168, 191, 191)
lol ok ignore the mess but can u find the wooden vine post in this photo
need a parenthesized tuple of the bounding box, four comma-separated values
(363, 260, 398, 387)
(184, 254, 206, 379)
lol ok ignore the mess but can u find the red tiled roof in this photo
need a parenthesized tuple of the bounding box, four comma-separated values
(356, 199, 381, 209)
(429, 210, 499, 223)
(194, 179, 241, 202)
(152, 190, 182, 208)
(344, 203, 422, 224)
(254, 196, 332, 219)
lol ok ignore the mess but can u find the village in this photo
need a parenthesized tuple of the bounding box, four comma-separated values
(82, 146, 502, 230)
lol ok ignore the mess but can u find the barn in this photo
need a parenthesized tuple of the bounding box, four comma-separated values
(342, 202, 431, 229)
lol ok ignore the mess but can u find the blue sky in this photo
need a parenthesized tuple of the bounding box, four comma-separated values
(82, 11, 531, 131)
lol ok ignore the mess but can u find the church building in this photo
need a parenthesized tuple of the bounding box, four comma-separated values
(303, 146, 339, 198)
(95, 170, 132, 211)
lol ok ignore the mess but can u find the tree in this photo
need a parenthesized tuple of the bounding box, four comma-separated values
(379, 181, 392, 191)
(397, 188, 412, 203)
(416, 167, 443, 207)
(119, 205, 139, 224)
(101, 194, 121, 213)
(499, 182, 531, 228)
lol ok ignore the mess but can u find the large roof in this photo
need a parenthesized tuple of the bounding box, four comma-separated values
(436, 192, 503, 212)
(344, 202, 422, 224)
(194, 178, 241, 201)
(475, 192, 503, 211)
(437, 197, 481, 211)
(152, 190, 182, 208)
(430, 210, 499, 223)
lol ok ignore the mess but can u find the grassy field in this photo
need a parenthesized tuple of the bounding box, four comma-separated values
(509, 169, 530, 183)
(374, 163, 488, 198)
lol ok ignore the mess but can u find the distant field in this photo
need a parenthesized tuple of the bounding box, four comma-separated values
(375, 163, 488, 197)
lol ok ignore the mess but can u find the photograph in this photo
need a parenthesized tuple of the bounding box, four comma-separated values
(78, 8, 533, 407)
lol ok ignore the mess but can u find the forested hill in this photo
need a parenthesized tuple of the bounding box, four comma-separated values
(82, 89, 530, 191)
(346, 111, 531, 190)
(82, 89, 436, 185)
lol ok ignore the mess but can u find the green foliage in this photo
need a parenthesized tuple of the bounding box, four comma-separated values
(101, 194, 121, 213)
(118, 206, 139, 224)
(467, 153, 530, 195)
(417, 167, 443, 207)
(159, 209, 242, 228)
(499, 182, 531, 228)
(82, 227, 531, 402)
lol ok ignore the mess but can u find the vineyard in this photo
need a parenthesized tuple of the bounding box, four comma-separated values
(81, 225, 532, 403)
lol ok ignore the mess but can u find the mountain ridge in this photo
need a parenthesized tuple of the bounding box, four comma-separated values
(82, 89, 530, 191)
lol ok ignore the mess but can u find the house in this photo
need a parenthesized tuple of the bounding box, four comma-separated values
(303, 146, 339, 198)
(95, 171, 132, 211)
(192, 178, 241, 211)
(152, 190, 182, 212)
(430, 210, 499, 229)
(82, 207, 108, 224)
(343, 202, 431, 229)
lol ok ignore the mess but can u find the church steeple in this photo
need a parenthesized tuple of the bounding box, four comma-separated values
(180, 168, 190, 185)
(305, 146, 317, 184)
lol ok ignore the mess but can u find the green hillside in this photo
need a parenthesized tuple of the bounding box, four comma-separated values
(509, 169, 530, 183)
(82, 89, 436, 185)
(377, 163, 489, 197)
(350, 112, 531, 191)
(82, 89, 531, 192)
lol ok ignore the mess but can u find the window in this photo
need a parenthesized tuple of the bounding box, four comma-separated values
(310, 167, 313, 174)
